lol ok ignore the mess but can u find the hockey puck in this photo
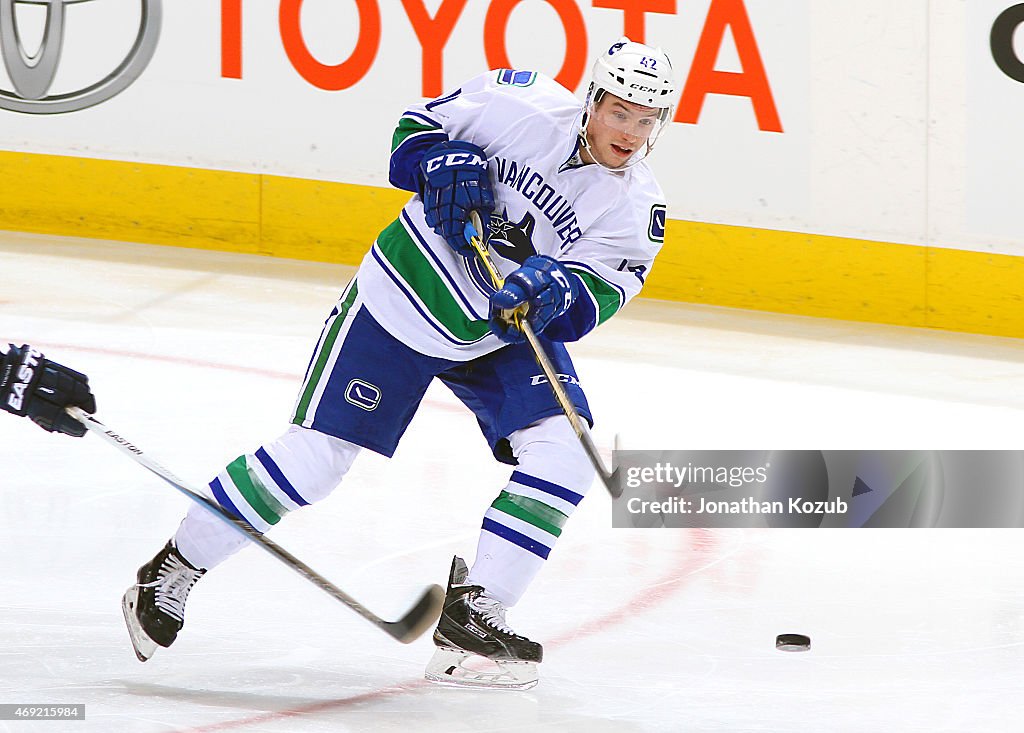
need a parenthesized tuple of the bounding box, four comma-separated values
(775, 633, 811, 651)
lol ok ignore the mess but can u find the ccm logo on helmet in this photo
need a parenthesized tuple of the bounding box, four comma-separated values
(630, 83, 658, 93)
(426, 152, 487, 172)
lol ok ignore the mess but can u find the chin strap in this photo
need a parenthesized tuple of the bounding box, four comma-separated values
(578, 126, 651, 172)
(577, 84, 670, 171)
(577, 106, 656, 172)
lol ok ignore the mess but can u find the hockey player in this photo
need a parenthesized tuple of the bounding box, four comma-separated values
(1, 344, 96, 438)
(123, 38, 676, 689)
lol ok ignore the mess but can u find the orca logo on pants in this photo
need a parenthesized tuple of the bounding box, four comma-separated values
(0, 0, 162, 114)
(345, 379, 381, 411)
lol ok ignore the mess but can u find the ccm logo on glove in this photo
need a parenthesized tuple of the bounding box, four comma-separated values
(425, 152, 487, 172)
(4, 346, 41, 411)
(420, 140, 495, 257)
(550, 269, 573, 311)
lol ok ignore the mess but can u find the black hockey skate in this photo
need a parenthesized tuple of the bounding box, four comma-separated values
(424, 556, 542, 689)
(122, 541, 206, 662)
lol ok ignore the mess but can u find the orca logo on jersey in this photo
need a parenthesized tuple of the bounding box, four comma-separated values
(345, 379, 381, 411)
(468, 208, 538, 294)
(493, 156, 583, 247)
(489, 209, 537, 265)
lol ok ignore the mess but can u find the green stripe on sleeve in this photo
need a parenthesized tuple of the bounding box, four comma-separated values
(490, 490, 567, 538)
(392, 117, 441, 152)
(568, 268, 624, 326)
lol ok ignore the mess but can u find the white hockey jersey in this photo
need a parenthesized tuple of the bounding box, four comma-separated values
(357, 69, 667, 361)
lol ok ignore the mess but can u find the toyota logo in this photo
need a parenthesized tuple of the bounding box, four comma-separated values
(0, 0, 161, 114)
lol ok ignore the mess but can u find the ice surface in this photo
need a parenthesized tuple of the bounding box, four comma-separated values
(2, 231, 1023, 732)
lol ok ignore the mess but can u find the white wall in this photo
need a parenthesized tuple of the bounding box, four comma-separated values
(1, 0, 1021, 255)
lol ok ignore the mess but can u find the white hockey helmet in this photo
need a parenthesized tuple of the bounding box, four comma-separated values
(582, 38, 676, 169)
(589, 37, 676, 111)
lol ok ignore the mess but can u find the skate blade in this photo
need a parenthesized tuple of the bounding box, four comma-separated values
(121, 586, 157, 663)
(424, 647, 538, 690)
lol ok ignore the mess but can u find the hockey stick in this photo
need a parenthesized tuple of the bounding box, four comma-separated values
(466, 212, 623, 499)
(66, 407, 445, 643)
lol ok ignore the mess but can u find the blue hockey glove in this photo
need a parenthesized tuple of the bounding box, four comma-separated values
(1, 344, 96, 437)
(420, 140, 494, 256)
(489, 256, 579, 344)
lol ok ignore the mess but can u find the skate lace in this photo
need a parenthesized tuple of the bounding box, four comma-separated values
(140, 555, 202, 623)
(469, 594, 516, 636)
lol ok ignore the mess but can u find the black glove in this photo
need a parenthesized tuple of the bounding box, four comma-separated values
(1, 344, 96, 437)
(420, 140, 494, 256)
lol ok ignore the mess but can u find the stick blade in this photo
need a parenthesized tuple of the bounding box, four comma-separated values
(600, 432, 624, 499)
(382, 584, 446, 643)
(602, 469, 624, 500)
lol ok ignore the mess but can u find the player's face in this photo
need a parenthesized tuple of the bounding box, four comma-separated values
(582, 94, 662, 168)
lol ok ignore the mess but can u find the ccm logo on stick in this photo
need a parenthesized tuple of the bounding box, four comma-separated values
(530, 373, 580, 387)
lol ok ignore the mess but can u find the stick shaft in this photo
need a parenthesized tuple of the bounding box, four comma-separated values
(67, 407, 443, 642)
(466, 213, 621, 498)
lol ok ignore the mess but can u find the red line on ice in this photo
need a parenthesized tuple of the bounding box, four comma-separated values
(172, 529, 719, 733)
(22, 341, 466, 413)
(14, 341, 720, 730)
